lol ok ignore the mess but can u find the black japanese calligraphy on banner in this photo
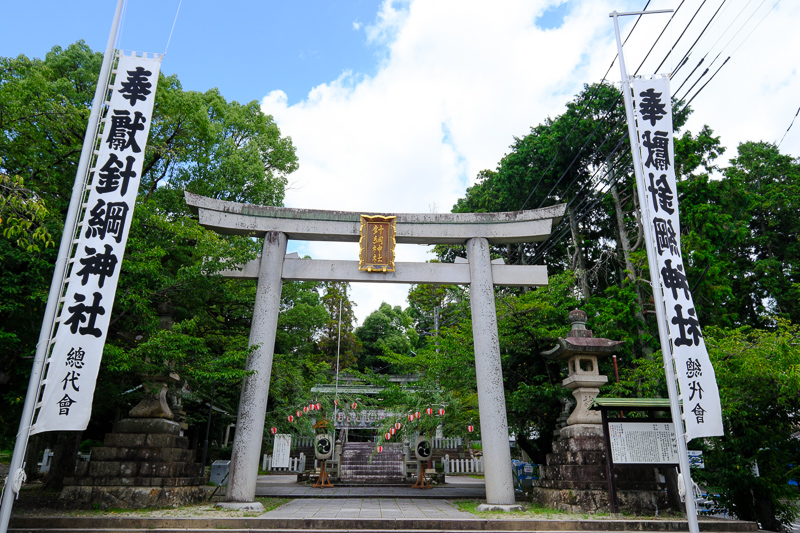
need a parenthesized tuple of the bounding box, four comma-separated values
(631, 77, 723, 442)
(31, 53, 162, 435)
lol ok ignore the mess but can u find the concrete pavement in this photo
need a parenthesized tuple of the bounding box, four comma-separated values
(254, 473, 489, 500)
(261, 497, 476, 519)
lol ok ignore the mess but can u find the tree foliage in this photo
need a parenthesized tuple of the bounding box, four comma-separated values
(0, 41, 305, 452)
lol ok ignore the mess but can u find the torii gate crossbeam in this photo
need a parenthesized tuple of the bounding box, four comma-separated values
(185, 192, 565, 507)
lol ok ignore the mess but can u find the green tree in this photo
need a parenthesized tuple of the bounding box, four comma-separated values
(141, 75, 297, 212)
(618, 323, 800, 530)
(318, 282, 360, 370)
(0, 42, 302, 454)
(0, 172, 54, 252)
(355, 302, 417, 372)
(406, 279, 467, 350)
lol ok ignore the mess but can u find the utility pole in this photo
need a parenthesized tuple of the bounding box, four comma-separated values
(610, 9, 700, 533)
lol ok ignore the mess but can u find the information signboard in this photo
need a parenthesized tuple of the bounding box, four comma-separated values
(272, 434, 292, 468)
(608, 422, 679, 464)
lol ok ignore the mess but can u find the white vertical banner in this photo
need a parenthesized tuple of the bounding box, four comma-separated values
(30, 53, 162, 434)
(631, 76, 724, 442)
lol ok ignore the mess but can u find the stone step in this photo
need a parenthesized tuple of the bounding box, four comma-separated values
(340, 442, 405, 483)
(7, 516, 760, 532)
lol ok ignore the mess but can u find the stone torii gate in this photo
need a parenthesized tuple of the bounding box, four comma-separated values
(185, 192, 565, 508)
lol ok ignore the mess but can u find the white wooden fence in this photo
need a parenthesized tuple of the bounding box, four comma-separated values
(264, 436, 470, 450)
(440, 454, 484, 474)
(264, 436, 314, 448)
(262, 452, 306, 472)
(432, 437, 462, 449)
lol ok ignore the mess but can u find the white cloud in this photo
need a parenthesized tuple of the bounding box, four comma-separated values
(264, 0, 800, 323)
(352, 20, 363, 31)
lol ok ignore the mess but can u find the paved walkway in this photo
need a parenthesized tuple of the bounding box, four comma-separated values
(262, 497, 476, 519)
(254, 474, 488, 500)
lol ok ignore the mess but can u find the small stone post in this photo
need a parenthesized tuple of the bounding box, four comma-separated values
(466, 237, 517, 508)
(224, 231, 287, 506)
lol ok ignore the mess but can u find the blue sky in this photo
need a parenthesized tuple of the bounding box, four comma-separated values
(1, 1, 384, 106)
(2, 1, 571, 105)
(3, 1, 799, 322)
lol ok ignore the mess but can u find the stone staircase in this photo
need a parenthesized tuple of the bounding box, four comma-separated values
(339, 441, 404, 484)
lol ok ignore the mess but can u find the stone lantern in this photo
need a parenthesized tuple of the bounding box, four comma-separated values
(542, 309, 623, 429)
(532, 309, 667, 513)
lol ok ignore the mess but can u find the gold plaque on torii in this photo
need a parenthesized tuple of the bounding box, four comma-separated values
(359, 215, 396, 273)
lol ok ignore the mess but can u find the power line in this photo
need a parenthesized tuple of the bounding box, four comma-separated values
(517, 1, 652, 211)
(633, 0, 687, 75)
(777, 105, 800, 149)
(655, 0, 709, 73)
(513, 0, 783, 269)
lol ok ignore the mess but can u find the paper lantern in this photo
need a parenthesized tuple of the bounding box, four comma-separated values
(316, 403, 321, 410)
(304, 406, 309, 413)
(390, 427, 396, 435)
(296, 410, 302, 418)
(467, 425, 474, 433)
(377, 446, 383, 453)
(408, 414, 414, 422)
(438, 408, 445, 416)
(271, 427, 277, 435)
(385, 432, 391, 440)
(395, 422, 402, 430)
(288, 415, 294, 422)
(334, 399, 339, 406)
(415, 411, 421, 419)
(351, 402, 358, 409)
(426, 407, 433, 416)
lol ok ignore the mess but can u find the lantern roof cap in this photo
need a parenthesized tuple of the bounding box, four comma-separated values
(542, 309, 625, 360)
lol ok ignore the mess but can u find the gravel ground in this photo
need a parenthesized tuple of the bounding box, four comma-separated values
(7, 483, 289, 518)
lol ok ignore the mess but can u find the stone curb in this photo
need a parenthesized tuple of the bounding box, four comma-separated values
(9, 517, 758, 532)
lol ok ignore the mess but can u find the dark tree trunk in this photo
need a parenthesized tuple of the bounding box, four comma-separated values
(41, 431, 82, 491)
(754, 489, 783, 532)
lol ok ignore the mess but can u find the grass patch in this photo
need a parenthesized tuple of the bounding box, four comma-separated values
(452, 500, 684, 521)
(454, 499, 571, 519)
(256, 497, 291, 512)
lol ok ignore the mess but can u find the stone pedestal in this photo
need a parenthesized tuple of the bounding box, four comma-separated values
(531, 309, 667, 514)
(59, 418, 208, 509)
(531, 424, 667, 513)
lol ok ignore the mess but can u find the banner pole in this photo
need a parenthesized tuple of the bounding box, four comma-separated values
(0, 1, 125, 529)
(609, 10, 700, 533)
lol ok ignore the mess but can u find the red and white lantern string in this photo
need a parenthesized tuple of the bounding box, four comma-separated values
(351, 402, 358, 409)
(390, 427, 396, 435)
(271, 427, 277, 435)
(426, 407, 433, 416)
(296, 410, 302, 418)
(408, 414, 414, 422)
(288, 415, 294, 422)
(316, 403, 321, 410)
(395, 422, 402, 430)
(377, 446, 383, 453)
(303, 406, 309, 413)
(415, 411, 421, 419)
(385, 432, 391, 440)
(467, 425, 474, 433)
(438, 408, 445, 416)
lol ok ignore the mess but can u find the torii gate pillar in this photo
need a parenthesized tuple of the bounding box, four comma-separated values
(467, 237, 515, 504)
(226, 231, 286, 503)
(185, 192, 565, 509)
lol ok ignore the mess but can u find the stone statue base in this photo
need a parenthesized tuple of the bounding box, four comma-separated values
(59, 418, 208, 509)
(530, 424, 668, 514)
